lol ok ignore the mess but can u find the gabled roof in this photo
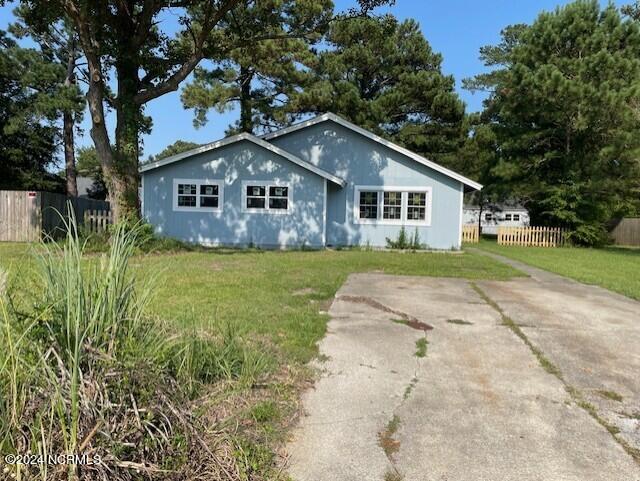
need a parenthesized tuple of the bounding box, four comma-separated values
(140, 131, 346, 187)
(262, 113, 483, 191)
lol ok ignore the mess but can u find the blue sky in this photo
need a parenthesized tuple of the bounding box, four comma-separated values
(0, 0, 627, 161)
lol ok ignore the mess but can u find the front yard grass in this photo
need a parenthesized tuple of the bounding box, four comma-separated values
(476, 239, 640, 301)
(0, 242, 521, 477)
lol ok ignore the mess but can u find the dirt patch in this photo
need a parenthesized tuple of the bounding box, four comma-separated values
(293, 287, 317, 296)
(339, 295, 433, 331)
(378, 415, 401, 459)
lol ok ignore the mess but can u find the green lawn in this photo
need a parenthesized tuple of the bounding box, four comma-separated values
(1, 243, 521, 363)
(477, 239, 640, 301)
(0, 242, 522, 476)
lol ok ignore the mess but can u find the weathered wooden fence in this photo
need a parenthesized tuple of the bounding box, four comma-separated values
(497, 226, 566, 247)
(0, 190, 110, 242)
(462, 225, 479, 243)
(609, 218, 640, 246)
(84, 209, 113, 233)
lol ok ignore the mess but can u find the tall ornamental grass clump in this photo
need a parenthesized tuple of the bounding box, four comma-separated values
(0, 213, 266, 480)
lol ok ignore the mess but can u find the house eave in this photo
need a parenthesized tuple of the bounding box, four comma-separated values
(262, 113, 483, 191)
(139, 132, 346, 187)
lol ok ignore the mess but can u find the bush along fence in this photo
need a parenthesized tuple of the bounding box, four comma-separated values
(497, 226, 567, 247)
(462, 225, 479, 243)
(84, 209, 113, 233)
(0, 190, 109, 241)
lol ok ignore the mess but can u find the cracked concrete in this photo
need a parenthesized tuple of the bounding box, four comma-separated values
(285, 271, 640, 481)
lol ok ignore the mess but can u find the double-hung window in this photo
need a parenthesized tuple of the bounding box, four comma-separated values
(383, 192, 402, 220)
(359, 191, 378, 219)
(407, 192, 426, 221)
(173, 179, 223, 212)
(354, 186, 432, 225)
(243, 181, 291, 214)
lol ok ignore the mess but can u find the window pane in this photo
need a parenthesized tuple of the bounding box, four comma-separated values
(247, 197, 266, 209)
(359, 205, 378, 219)
(485, 213, 492, 221)
(200, 196, 218, 208)
(269, 186, 288, 198)
(383, 206, 401, 219)
(269, 198, 288, 210)
(178, 195, 196, 207)
(513, 214, 520, 221)
(384, 191, 402, 206)
(247, 185, 266, 197)
(200, 184, 218, 196)
(408, 192, 426, 207)
(360, 191, 378, 206)
(407, 206, 425, 220)
(178, 184, 196, 195)
(505, 214, 512, 221)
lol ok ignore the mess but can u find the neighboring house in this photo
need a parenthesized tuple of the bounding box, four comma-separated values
(140, 113, 482, 249)
(463, 203, 530, 235)
(76, 176, 94, 198)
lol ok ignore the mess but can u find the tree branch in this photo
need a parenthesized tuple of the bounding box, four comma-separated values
(133, 0, 242, 105)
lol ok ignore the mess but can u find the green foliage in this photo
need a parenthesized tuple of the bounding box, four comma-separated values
(386, 227, 423, 250)
(0, 212, 266, 478)
(149, 140, 201, 162)
(467, 1, 640, 245)
(0, 31, 80, 191)
(182, 0, 332, 134)
(289, 14, 466, 166)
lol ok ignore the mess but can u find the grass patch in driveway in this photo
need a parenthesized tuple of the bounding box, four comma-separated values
(596, 390, 624, 402)
(378, 414, 402, 458)
(447, 318, 473, 325)
(415, 338, 428, 358)
(476, 239, 640, 300)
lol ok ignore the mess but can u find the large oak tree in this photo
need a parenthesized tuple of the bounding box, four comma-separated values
(17, 0, 389, 221)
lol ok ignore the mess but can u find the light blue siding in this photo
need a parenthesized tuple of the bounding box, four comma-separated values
(142, 140, 326, 248)
(269, 121, 464, 249)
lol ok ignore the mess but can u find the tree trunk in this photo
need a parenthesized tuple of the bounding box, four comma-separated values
(112, 56, 142, 221)
(239, 65, 253, 133)
(64, 37, 78, 197)
(63, 110, 77, 197)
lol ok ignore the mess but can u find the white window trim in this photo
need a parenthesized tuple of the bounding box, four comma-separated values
(173, 178, 224, 213)
(352, 185, 432, 226)
(241, 180, 292, 215)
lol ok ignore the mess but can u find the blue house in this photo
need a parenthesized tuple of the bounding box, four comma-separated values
(140, 113, 481, 249)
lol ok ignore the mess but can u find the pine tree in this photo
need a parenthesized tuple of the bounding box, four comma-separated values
(0, 31, 81, 191)
(289, 14, 466, 165)
(181, 0, 332, 134)
(467, 1, 640, 245)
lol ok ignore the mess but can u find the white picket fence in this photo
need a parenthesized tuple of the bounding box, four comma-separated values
(84, 209, 113, 233)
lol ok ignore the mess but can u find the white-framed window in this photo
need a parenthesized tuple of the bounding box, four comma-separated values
(383, 191, 402, 220)
(242, 181, 291, 214)
(353, 186, 432, 226)
(505, 213, 512, 221)
(173, 178, 223, 212)
(485, 213, 493, 221)
(513, 214, 520, 221)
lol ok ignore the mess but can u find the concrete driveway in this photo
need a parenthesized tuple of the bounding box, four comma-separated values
(285, 258, 640, 481)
